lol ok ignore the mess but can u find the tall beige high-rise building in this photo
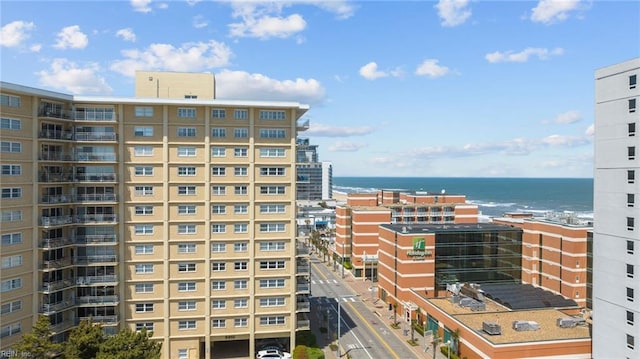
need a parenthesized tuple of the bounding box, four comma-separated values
(0, 74, 310, 358)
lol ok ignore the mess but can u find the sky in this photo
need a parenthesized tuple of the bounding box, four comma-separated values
(1, 0, 639, 178)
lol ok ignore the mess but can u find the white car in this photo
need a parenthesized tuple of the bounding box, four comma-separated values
(256, 349, 292, 359)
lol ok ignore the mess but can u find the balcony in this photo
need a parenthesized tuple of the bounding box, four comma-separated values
(74, 255, 118, 265)
(41, 279, 75, 293)
(296, 300, 311, 312)
(72, 110, 115, 122)
(296, 313, 311, 330)
(39, 172, 74, 183)
(75, 174, 117, 182)
(296, 281, 310, 293)
(74, 132, 118, 142)
(77, 315, 119, 326)
(73, 234, 117, 245)
(77, 295, 119, 305)
(297, 119, 310, 131)
(75, 214, 117, 224)
(296, 263, 310, 275)
(39, 130, 73, 141)
(77, 275, 118, 285)
(74, 193, 117, 202)
(49, 319, 75, 334)
(41, 299, 75, 314)
(40, 237, 72, 249)
(40, 215, 73, 227)
(39, 152, 73, 161)
(40, 195, 71, 204)
(41, 258, 73, 270)
(39, 108, 72, 120)
(296, 246, 309, 256)
(75, 153, 117, 162)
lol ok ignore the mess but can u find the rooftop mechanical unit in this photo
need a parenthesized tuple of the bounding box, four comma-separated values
(512, 320, 540, 331)
(557, 317, 586, 328)
(482, 321, 501, 335)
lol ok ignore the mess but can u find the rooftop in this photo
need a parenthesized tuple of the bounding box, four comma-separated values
(380, 223, 520, 234)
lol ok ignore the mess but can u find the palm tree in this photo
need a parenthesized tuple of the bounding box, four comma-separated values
(450, 328, 461, 357)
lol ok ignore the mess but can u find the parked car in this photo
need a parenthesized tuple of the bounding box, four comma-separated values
(256, 349, 292, 359)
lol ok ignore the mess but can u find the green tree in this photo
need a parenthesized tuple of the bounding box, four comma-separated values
(64, 320, 104, 359)
(96, 328, 161, 359)
(12, 315, 62, 359)
(292, 345, 310, 359)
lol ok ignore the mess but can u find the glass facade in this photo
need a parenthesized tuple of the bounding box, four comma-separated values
(435, 228, 522, 289)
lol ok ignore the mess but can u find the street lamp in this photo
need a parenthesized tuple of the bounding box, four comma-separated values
(337, 295, 356, 358)
(445, 340, 451, 359)
(363, 250, 367, 282)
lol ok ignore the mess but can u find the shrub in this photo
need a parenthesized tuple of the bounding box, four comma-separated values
(296, 331, 317, 347)
(306, 347, 324, 359)
(328, 343, 338, 351)
(412, 321, 425, 336)
(343, 262, 353, 269)
(440, 345, 461, 359)
(293, 345, 309, 359)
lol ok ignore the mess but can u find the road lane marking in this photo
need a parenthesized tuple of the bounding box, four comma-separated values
(345, 301, 402, 359)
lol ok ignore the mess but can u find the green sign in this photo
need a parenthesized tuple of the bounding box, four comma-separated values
(407, 237, 431, 258)
(413, 237, 425, 250)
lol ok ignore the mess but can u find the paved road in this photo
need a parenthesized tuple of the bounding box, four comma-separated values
(311, 256, 443, 359)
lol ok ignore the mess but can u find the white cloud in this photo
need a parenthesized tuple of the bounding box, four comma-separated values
(531, 0, 582, 24)
(116, 28, 136, 42)
(215, 69, 325, 105)
(308, 0, 356, 19)
(359, 62, 387, 80)
(110, 40, 232, 77)
(193, 15, 208, 29)
(485, 47, 564, 63)
(1, 20, 35, 48)
(30, 43, 42, 52)
(585, 124, 594, 136)
(307, 123, 375, 137)
(550, 110, 582, 124)
(541, 134, 590, 147)
(54, 25, 88, 49)
(157, 2, 168, 9)
(36, 58, 112, 95)
(328, 141, 369, 152)
(186, 0, 202, 6)
(435, 0, 472, 27)
(230, 12, 306, 39)
(415, 59, 450, 78)
(131, 0, 152, 13)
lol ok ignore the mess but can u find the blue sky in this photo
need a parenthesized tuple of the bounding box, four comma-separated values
(1, 0, 638, 177)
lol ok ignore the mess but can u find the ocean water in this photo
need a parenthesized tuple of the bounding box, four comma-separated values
(333, 177, 593, 219)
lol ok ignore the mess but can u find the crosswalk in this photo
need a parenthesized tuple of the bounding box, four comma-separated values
(311, 279, 339, 285)
(315, 297, 357, 304)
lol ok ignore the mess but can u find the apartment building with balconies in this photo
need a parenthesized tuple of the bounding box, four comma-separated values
(0, 74, 310, 358)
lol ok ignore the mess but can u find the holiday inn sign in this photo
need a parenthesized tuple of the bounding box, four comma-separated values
(407, 237, 432, 258)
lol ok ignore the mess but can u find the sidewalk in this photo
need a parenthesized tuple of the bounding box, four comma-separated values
(316, 257, 448, 359)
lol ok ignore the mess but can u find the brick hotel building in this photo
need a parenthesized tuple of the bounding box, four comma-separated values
(0, 72, 311, 358)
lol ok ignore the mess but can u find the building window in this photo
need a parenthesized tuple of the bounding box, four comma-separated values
(260, 167, 285, 176)
(628, 264, 635, 278)
(177, 349, 188, 359)
(1, 233, 22, 246)
(260, 186, 285, 195)
(135, 264, 154, 274)
(0, 141, 21, 153)
(234, 128, 248, 138)
(178, 108, 196, 118)
(259, 110, 286, 120)
(211, 167, 226, 176)
(260, 241, 285, 251)
(135, 107, 153, 117)
(178, 185, 196, 196)
(211, 243, 226, 253)
(211, 262, 226, 271)
(211, 109, 226, 118)
(178, 301, 196, 311)
(135, 303, 154, 313)
(260, 316, 285, 326)
(0, 118, 21, 130)
(134, 126, 154, 137)
(234, 318, 248, 327)
(211, 300, 226, 309)
(260, 223, 286, 232)
(1, 210, 22, 222)
(178, 282, 196, 292)
(178, 167, 196, 176)
(0, 322, 22, 339)
(631, 74, 638, 89)
(177, 127, 196, 137)
(1, 94, 21, 108)
(628, 334, 635, 349)
(178, 205, 196, 215)
(134, 146, 153, 156)
(211, 319, 226, 328)
(260, 297, 285, 307)
(259, 279, 285, 288)
(211, 204, 226, 215)
(211, 147, 226, 157)
(628, 287, 635, 302)
(135, 322, 154, 332)
(178, 224, 197, 234)
(234, 109, 248, 120)
(134, 166, 154, 176)
(628, 217, 635, 231)
(211, 128, 226, 138)
(234, 298, 248, 308)
(630, 99, 637, 113)
(234, 261, 248, 271)
(211, 224, 226, 233)
(260, 260, 286, 270)
(178, 243, 196, 253)
(234, 242, 248, 252)
(135, 206, 154, 215)
(260, 204, 286, 214)
(630, 123, 637, 137)
(134, 186, 154, 196)
(629, 146, 636, 160)
(135, 244, 154, 255)
(211, 186, 226, 195)
(234, 223, 248, 233)
(184, 95, 197, 99)
(134, 224, 154, 235)
(1, 188, 22, 199)
(234, 204, 248, 214)
(1, 165, 21, 176)
(178, 263, 197, 272)
(177, 146, 196, 157)
(628, 310, 635, 325)
(629, 194, 635, 207)
(178, 320, 196, 330)
(234, 279, 248, 289)
(0, 300, 22, 315)
(259, 129, 286, 138)
(234, 185, 248, 195)
(135, 283, 154, 293)
(628, 240, 635, 254)
(629, 170, 636, 184)
(1, 255, 23, 269)
(260, 148, 285, 157)
(211, 280, 225, 290)
(234, 167, 248, 176)
(0, 278, 22, 293)
(234, 147, 248, 157)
